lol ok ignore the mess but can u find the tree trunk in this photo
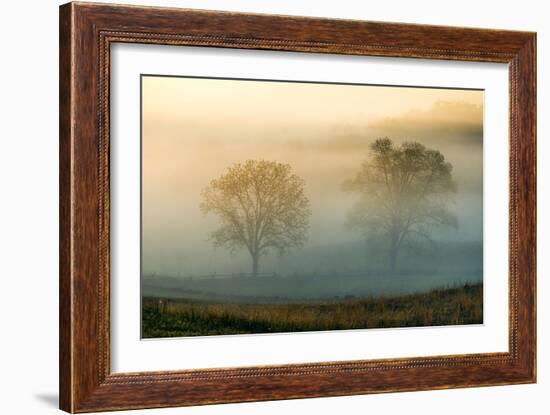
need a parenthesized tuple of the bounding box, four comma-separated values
(389, 247, 398, 274)
(389, 229, 399, 273)
(251, 253, 259, 277)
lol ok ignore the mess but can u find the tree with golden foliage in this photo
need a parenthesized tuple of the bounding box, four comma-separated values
(201, 160, 311, 277)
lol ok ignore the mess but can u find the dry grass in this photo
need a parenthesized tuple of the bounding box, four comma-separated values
(142, 283, 482, 338)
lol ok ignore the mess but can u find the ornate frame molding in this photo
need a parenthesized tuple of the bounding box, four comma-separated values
(60, 2, 536, 412)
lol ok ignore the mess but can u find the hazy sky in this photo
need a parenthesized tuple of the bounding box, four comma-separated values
(142, 76, 483, 277)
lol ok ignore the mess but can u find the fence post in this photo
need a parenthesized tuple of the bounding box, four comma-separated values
(158, 299, 165, 313)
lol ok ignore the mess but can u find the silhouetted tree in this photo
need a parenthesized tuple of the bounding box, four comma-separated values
(343, 138, 457, 272)
(201, 160, 311, 277)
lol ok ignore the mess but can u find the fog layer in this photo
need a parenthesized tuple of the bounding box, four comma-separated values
(142, 76, 483, 287)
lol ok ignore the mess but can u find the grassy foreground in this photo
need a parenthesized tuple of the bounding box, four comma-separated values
(142, 283, 482, 338)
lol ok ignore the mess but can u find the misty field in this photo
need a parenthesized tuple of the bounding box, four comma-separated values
(141, 77, 485, 337)
(142, 283, 482, 338)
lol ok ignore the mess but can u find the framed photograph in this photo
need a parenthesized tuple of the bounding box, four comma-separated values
(59, 2, 536, 412)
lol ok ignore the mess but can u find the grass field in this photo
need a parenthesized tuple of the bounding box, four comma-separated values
(142, 283, 482, 338)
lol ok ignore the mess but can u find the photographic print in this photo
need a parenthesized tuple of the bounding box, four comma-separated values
(141, 75, 484, 338)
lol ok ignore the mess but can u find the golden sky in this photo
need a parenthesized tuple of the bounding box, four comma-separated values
(143, 76, 482, 130)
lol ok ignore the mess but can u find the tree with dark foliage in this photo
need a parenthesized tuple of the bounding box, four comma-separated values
(343, 138, 457, 272)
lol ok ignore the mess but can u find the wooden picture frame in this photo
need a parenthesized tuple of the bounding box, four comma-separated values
(59, 2, 536, 412)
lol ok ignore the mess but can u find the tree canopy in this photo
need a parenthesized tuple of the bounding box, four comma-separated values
(201, 160, 311, 277)
(343, 137, 458, 272)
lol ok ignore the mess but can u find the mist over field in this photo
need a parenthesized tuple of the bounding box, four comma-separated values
(141, 76, 483, 300)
